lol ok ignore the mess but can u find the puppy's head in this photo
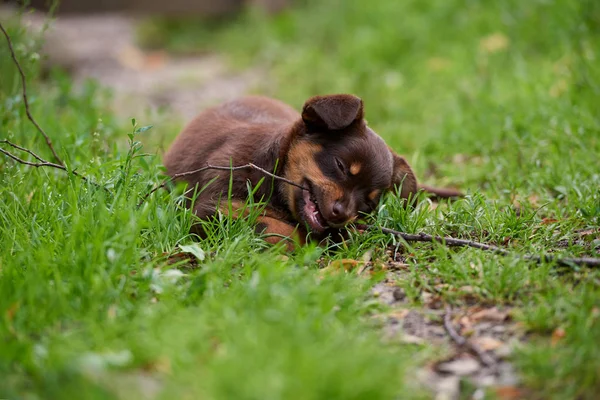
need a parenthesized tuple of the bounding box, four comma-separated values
(284, 94, 417, 234)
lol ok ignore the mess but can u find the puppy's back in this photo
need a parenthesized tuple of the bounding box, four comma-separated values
(164, 96, 300, 183)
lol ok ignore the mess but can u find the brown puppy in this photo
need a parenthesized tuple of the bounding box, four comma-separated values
(164, 94, 460, 247)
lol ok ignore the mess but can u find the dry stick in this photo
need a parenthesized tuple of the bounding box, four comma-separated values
(1, 139, 46, 162)
(0, 22, 64, 166)
(357, 224, 600, 267)
(0, 143, 91, 183)
(443, 306, 496, 368)
(137, 163, 307, 208)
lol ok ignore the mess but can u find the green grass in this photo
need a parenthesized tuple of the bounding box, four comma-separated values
(3, 0, 600, 398)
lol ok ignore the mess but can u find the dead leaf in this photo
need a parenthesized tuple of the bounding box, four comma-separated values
(473, 336, 504, 351)
(458, 285, 475, 294)
(388, 261, 410, 271)
(361, 250, 373, 264)
(26, 190, 35, 204)
(421, 291, 433, 304)
(165, 251, 196, 267)
(495, 386, 525, 400)
(143, 356, 171, 374)
(388, 309, 410, 320)
(541, 217, 559, 225)
(144, 50, 167, 70)
(320, 259, 363, 276)
(328, 259, 360, 271)
(459, 316, 474, 336)
(118, 44, 145, 70)
(576, 229, 599, 239)
(6, 302, 19, 321)
(436, 356, 480, 375)
(400, 334, 425, 345)
(471, 307, 508, 322)
(551, 327, 566, 347)
(480, 32, 510, 54)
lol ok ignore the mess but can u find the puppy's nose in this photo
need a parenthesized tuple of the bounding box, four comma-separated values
(330, 201, 349, 223)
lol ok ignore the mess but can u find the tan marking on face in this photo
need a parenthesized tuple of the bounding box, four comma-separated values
(368, 189, 380, 201)
(349, 162, 362, 175)
(283, 141, 322, 218)
(283, 140, 343, 219)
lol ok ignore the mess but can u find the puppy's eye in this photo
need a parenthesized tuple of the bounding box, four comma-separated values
(335, 158, 345, 173)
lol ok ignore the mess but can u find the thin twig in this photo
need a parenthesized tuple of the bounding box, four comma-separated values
(357, 224, 600, 267)
(0, 145, 91, 182)
(0, 141, 111, 191)
(444, 306, 496, 367)
(0, 21, 63, 165)
(0, 147, 64, 169)
(171, 163, 306, 190)
(137, 163, 307, 208)
(1, 139, 45, 162)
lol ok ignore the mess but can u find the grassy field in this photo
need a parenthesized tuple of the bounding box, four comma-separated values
(2, 0, 600, 398)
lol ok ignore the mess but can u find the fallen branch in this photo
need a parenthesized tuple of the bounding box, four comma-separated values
(443, 306, 496, 368)
(357, 224, 600, 267)
(0, 21, 63, 165)
(137, 163, 307, 208)
(0, 139, 91, 183)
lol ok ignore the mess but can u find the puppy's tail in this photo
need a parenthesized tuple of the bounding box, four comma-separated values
(418, 184, 463, 201)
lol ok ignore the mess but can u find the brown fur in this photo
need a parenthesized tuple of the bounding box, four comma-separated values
(164, 94, 461, 247)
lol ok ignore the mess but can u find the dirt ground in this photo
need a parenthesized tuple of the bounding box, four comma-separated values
(371, 257, 523, 399)
(12, 8, 262, 122)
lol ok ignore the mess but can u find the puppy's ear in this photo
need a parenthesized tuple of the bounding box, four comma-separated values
(390, 152, 418, 203)
(302, 94, 364, 131)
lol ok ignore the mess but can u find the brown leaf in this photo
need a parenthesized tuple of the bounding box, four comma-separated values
(541, 217, 559, 225)
(166, 251, 196, 266)
(145, 50, 167, 70)
(551, 327, 566, 347)
(6, 302, 19, 321)
(528, 194, 540, 205)
(576, 229, 599, 238)
(118, 44, 145, 70)
(388, 309, 410, 320)
(458, 285, 475, 294)
(472, 336, 504, 351)
(471, 307, 508, 322)
(495, 386, 525, 400)
(26, 190, 35, 204)
(327, 259, 361, 271)
(333, 259, 359, 270)
(420, 291, 433, 304)
(436, 356, 480, 375)
(459, 316, 474, 336)
(320, 259, 363, 276)
(400, 334, 426, 345)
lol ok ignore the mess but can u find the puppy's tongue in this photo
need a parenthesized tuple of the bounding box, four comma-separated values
(303, 188, 327, 233)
